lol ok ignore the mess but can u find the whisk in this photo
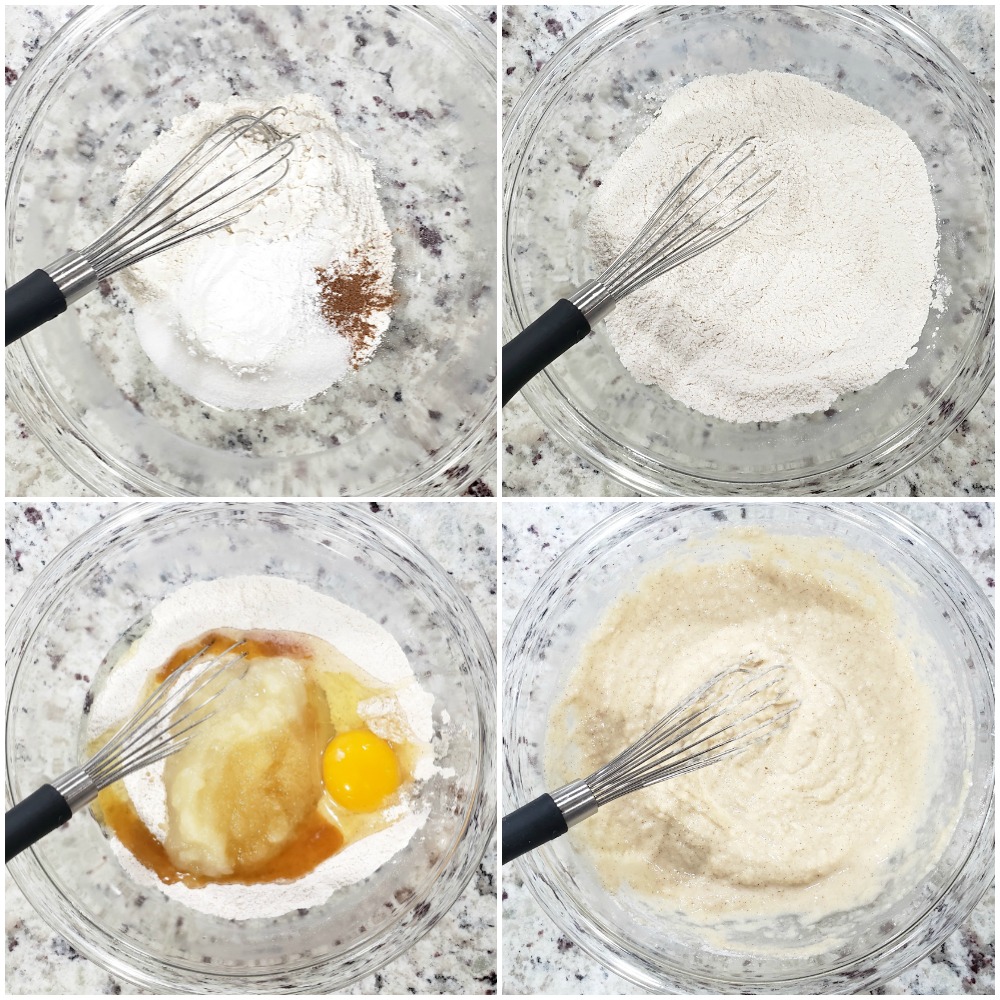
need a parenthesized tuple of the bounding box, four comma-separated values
(501, 138, 780, 405)
(5, 108, 297, 345)
(5, 642, 247, 862)
(502, 661, 797, 864)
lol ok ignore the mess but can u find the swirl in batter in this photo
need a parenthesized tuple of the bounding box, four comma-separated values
(547, 529, 952, 946)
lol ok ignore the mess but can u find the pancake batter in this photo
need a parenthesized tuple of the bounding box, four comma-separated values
(547, 528, 952, 945)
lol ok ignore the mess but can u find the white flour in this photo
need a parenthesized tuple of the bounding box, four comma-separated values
(90, 576, 435, 920)
(588, 71, 940, 423)
(118, 93, 395, 411)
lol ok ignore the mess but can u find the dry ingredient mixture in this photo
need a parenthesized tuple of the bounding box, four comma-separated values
(547, 529, 960, 950)
(588, 71, 941, 423)
(117, 94, 395, 411)
(89, 576, 436, 920)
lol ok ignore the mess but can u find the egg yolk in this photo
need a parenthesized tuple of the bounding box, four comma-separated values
(322, 730, 401, 813)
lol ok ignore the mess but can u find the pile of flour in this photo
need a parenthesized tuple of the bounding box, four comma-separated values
(89, 576, 436, 920)
(117, 94, 395, 411)
(588, 71, 940, 423)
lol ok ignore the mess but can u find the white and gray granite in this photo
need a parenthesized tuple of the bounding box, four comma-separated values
(501, 500, 995, 995)
(5, 6, 498, 499)
(5, 499, 498, 995)
(501, 5, 995, 498)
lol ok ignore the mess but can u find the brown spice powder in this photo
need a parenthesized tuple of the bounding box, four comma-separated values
(315, 252, 396, 370)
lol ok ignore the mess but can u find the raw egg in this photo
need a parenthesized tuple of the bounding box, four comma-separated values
(323, 730, 401, 812)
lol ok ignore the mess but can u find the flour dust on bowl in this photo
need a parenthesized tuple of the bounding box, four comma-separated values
(504, 503, 994, 993)
(6, 6, 496, 496)
(503, 7, 994, 494)
(5, 504, 495, 992)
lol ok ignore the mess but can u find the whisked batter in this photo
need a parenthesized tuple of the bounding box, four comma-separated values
(547, 528, 957, 948)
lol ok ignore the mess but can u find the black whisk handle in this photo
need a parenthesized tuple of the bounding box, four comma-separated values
(5, 270, 67, 345)
(502, 298, 591, 407)
(502, 793, 569, 864)
(5, 784, 72, 861)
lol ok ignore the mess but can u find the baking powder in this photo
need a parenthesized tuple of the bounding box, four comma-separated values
(117, 94, 395, 411)
(90, 576, 435, 920)
(588, 71, 940, 423)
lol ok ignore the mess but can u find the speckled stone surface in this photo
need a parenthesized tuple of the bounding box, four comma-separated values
(5, 6, 498, 499)
(500, 500, 994, 995)
(5, 500, 498, 995)
(501, 5, 995, 498)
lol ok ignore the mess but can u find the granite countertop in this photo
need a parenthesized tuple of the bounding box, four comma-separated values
(501, 4, 995, 498)
(4, 500, 498, 995)
(500, 500, 995, 995)
(5, 5, 498, 500)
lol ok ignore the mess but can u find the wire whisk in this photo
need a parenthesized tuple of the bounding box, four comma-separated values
(5, 641, 248, 861)
(6, 107, 298, 345)
(502, 660, 798, 863)
(502, 137, 780, 405)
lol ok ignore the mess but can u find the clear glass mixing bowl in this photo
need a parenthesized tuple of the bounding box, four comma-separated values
(504, 502, 994, 993)
(6, 503, 496, 992)
(6, 5, 496, 496)
(503, 7, 994, 495)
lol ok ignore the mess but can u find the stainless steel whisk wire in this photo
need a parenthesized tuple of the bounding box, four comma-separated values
(502, 661, 798, 863)
(84, 109, 296, 282)
(501, 136, 781, 406)
(591, 138, 780, 305)
(6, 106, 298, 345)
(5, 642, 248, 861)
(583, 662, 795, 807)
(65, 640, 250, 808)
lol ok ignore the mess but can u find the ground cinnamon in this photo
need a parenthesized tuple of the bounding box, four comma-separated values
(315, 250, 396, 369)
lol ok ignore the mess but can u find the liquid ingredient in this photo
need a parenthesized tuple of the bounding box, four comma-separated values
(98, 787, 343, 889)
(323, 731, 402, 813)
(88, 576, 437, 920)
(547, 529, 954, 949)
(588, 71, 940, 423)
(95, 627, 415, 888)
(163, 655, 331, 879)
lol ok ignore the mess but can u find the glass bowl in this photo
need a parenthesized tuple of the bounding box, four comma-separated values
(6, 5, 496, 496)
(504, 502, 994, 993)
(503, 7, 994, 495)
(6, 503, 496, 992)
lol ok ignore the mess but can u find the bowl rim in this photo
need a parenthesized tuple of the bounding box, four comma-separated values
(6, 500, 497, 992)
(503, 500, 995, 993)
(5, 4, 498, 498)
(501, 4, 995, 496)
